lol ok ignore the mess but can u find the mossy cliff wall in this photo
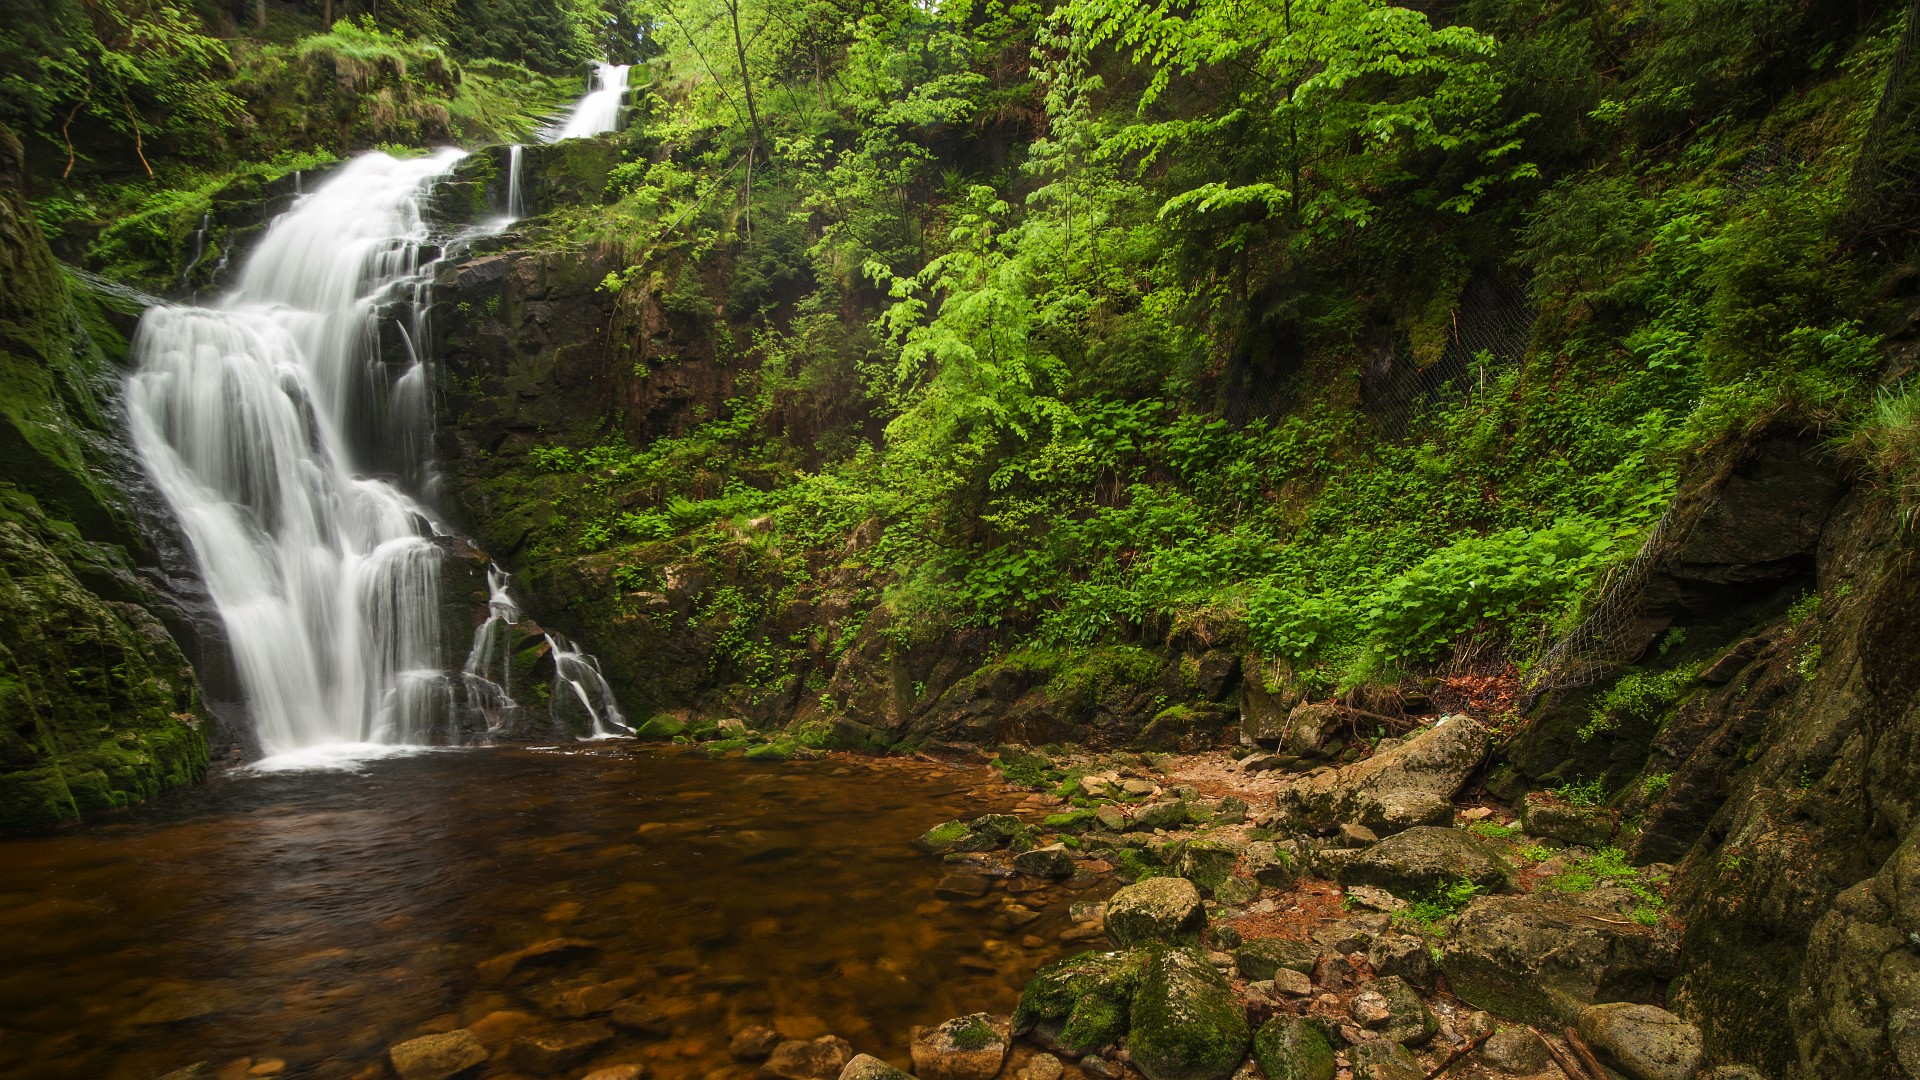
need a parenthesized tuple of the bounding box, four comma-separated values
(0, 124, 211, 830)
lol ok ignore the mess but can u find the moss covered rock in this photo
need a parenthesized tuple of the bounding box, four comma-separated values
(1012, 949, 1147, 1056)
(1105, 877, 1206, 947)
(1251, 1015, 1334, 1080)
(1127, 946, 1250, 1080)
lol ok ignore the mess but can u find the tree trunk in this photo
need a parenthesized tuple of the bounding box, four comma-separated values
(725, 0, 772, 163)
(323, 0, 333, 27)
(255, 0, 265, 29)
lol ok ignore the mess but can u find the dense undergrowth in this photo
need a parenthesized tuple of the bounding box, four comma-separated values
(484, 0, 1920, 707)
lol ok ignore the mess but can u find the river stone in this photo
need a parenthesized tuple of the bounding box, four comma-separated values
(1095, 805, 1129, 831)
(1129, 946, 1251, 1080)
(970, 814, 1024, 845)
(1371, 976, 1438, 1046)
(765, 1036, 855, 1080)
(1241, 841, 1300, 888)
(510, 1022, 615, 1072)
(917, 821, 997, 854)
(1439, 894, 1678, 1024)
(1177, 839, 1244, 892)
(1368, 934, 1435, 990)
(389, 1030, 487, 1080)
(1576, 1002, 1704, 1080)
(1349, 1041, 1423, 1080)
(1013, 949, 1147, 1054)
(608, 1001, 670, 1036)
(911, 1014, 1011, 1080)
(1014, 844, 1076, 878)
(1214, 876, 1261, 905)
(839, 1055, 914, 1080)
(1234, 938, 1319, 981)
(1281, 703, 1345, 759)
(582, 1068, 644, 1080)
(1216, 796, 1250, 825)
(1273, 716, 1489, 836)
(1480, 1027, 1552, 1074)
(1106, 877, 1206, 947)
(1252, 1015, 1333, 1080)
(1126, 800, 1185, 832)
(731, 1025, 784, 1059)
(1520, 791, 1619, 847)
(1334, 826, 1512, 897)
(1351, 991, 1391, 1027)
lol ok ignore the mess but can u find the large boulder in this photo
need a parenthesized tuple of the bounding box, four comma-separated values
(1334, 826, 1513, 897)
(1251, 1015, 1334, 1080)
(1439, 894, 1679, 1024)
(1128, 947, 1251, 1080)
(1176, 839, 1243, 893)
(1576, 1003, 1703, 1080)
(1013, 949, 1148, 1055)
(910, 1014, 1010, 1080)
(1272, 717, 1489, 836)
(1370, 976, 1438, 1047)
(1279, 702, 1345, 759)
(1105, 878, 1206, 947)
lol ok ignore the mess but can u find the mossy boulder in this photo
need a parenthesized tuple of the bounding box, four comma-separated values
(1252, 1015, 1334, 1080)
(1334, 826, 1513, 897)
(1176, 839, 1243, 893)
(1105, 877, 1206, 947)
(910, 1013, 1009, 1080)
(633, 714, 687, 740)
(1013, 949, 1148, 1055)
(1349, 1041, 1423, 1080)
(1128, 946, 1250, 1080)
(1439, 894, 1678, 1025)
(917, 820, 997, 854)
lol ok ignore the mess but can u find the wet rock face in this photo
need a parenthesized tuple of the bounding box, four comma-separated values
(0, 123, 212, 829)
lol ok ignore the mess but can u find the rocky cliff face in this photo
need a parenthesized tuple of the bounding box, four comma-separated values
(0, 125, 214, 830)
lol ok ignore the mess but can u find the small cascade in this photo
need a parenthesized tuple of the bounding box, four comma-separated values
(178, 213, 211, 288)
(544, 62, 632, 141)
(461, 565, 525, 733)
(546, 633, 629, 738)
(505, 143, 525, 218)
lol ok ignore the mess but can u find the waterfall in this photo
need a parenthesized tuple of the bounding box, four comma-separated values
(545, 63, 631, 141)
(461, 565, 524, 733)
(128, 149, 473, 763)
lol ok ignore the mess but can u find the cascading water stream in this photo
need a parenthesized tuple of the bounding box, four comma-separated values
(128, 150, 470, 763)
(545, 633, 629, 737)
(544, 62, 631, 141)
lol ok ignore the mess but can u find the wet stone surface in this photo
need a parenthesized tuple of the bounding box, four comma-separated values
(0, 745, 1112, 1079)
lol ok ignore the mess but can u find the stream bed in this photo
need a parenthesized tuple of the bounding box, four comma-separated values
(0, 747, 1102, 1080)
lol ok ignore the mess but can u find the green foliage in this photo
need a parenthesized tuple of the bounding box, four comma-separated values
(1554, 777, 1608, 808)
(1580, 665, 1695, 741)
(1400, 876, 1483, 930)
(1640, 772, 1673, 801)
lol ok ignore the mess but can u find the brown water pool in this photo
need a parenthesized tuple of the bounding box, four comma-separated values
(0, 745, 1107, 1080)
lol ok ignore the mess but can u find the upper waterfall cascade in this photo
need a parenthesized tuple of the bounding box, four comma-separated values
(544, 62, 632, 141)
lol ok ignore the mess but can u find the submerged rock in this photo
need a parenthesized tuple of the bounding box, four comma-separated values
(1014, 844, 1076, 878)
(1105, 878, 1206, 947)
(910, 1014, 1011, 1080)
(731, 1025, 784, 1059)
(475, 938, 597, 982)
(764, 1036, 854, 1080)
(509, 1023, 615, 1072)
(1128, 946, 1251, 1080)
(389, 1030, 488, 1080)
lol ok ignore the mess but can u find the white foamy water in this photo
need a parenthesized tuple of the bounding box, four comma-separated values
(545, 63, 631, 140)
(129, 150, 471, 759)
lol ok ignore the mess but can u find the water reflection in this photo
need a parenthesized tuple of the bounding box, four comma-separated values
(0, 747, 1102, 1079)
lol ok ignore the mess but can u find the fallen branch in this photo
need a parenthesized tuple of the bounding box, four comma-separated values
(1423, 1025, 1496, 1078)
(1531, 1025, 1591, 1080)
(1566, 1027, 1613, 1080)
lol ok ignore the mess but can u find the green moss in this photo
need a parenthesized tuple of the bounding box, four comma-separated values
(949, 1016, 996, 1051)
(1013, 948, 1148, 1055)
(1253, 1015, 1334, 1080)
(633, 714, 688, 740)
(1128, 946, 1250, 1080)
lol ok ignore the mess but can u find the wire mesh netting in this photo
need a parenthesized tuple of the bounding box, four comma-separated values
(1850, 0, 1920, 243)
(1362, 276, 1537, 437)
(1522, 504, 1686, 704)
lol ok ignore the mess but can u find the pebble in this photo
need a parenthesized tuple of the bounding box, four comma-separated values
(1351, 991, 1392, 1027)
